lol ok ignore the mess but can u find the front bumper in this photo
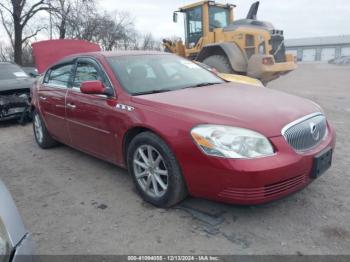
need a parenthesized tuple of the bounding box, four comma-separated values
(0, 93, 30, 122)
(0, 107, 27, 121)
(176, 123, 336, 205)
(247, 54, 297, 83)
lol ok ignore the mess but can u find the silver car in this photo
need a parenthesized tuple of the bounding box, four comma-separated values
(0, 179, 37, 262)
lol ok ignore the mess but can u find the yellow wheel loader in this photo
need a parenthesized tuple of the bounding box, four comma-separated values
(163, 1, 297, 84)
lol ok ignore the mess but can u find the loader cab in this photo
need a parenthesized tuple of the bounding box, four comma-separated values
(177, 1, 234, 49)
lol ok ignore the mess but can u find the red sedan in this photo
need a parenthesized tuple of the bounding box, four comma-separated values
(31, 42, 335, 207)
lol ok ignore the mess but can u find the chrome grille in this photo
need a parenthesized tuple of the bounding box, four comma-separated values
(282, 113, 327, 152)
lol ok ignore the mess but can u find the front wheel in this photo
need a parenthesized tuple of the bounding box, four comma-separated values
(33, 110, 58, 149)
(202, 55, 235, 74)
(127, 132, 187, 208)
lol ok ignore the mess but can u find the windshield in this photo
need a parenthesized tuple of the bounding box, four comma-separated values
(107, 54, 224, 95)
(0, 64, 29, 80)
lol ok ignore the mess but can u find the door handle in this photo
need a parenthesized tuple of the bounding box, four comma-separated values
(39, 96, 47, 101)
(66, 103, 76, 109)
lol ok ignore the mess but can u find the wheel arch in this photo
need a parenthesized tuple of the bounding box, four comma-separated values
(122, 125, 175, 168)
(196, 42, 248, 73)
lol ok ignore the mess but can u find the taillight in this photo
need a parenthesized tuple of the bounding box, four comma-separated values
(262, 57, 274, 65)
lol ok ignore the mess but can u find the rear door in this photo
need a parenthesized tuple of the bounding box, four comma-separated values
(38, 62, 73, 143)
(66, 57, 118, 161)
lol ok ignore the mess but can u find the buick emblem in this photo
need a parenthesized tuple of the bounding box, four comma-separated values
(309, 122, 320, 141)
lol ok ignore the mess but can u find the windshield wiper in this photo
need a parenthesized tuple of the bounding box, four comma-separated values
(133, 89, 173, 96)
(133, 82, 223, 95)
(183, 82, 223, 89)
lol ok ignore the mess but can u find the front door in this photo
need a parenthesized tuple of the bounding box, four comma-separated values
(66, 58, 118, 161)
(185, 6, 203, 48)
(38, 62, 73, 143)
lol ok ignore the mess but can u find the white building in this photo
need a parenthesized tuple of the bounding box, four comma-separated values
(285, 35, 350, 62)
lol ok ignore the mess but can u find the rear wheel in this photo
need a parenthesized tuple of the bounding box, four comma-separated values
(127, 132, 187, 208)
(33, 110, 58, 149)
(202, 55, 234, 74)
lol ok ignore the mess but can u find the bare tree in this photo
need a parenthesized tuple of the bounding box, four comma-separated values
(0, 0, 161, 64)
(0, 0, 49, 65)
(119, 29, 138, 50)
(48, 0, 95, 39)
(0, 41, 13, 62)
(140, 33, 161, 51)
(60, 6, 137, 51)
(49, 0, 71, 39)
(97, 11, 135, 51)
(58, 0, 98, 40)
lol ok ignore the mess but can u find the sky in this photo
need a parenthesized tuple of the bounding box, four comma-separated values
(100, 0, 350, 40)
(1, 0, 350, 44)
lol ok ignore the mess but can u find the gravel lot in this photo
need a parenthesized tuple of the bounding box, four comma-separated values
(1, 63, 349, 255)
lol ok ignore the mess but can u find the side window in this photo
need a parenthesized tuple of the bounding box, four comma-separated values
(209, 7, 229, 31)
(73, 62, 100, 88)
(47, 64, 73, 87)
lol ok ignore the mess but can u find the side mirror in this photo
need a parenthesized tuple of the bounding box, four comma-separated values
(29, 72, 39, 78)
(80, 80, 111, 96)
(173, 12, 178, 23)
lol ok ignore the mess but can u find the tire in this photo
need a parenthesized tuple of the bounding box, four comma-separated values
(32, 110, 58, 149)
(127, 132, 187, 208)
(202, 55, 234, 74)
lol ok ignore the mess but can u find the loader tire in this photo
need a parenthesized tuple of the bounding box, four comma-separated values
(202, 55, 234, 74)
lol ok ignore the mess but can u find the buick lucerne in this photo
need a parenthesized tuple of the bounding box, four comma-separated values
(31, 48, 335, 207)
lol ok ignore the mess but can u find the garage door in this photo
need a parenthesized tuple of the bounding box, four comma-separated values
(341, 47, 350, 56)
(302, 49, 316, 62)
(321, 48, 336, 61)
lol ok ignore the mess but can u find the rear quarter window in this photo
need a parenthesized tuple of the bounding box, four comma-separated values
(44, 64, 73, 87)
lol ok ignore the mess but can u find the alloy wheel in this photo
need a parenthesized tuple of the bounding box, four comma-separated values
(133, 145, 169, 198)
(34, 113, 43, 144)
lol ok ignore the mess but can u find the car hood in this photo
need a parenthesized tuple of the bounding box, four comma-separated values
(132, 82, 322, 137)
(0, 78, 33, 93)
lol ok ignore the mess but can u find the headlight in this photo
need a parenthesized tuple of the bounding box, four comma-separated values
(191, 125, 274, 159)
(0, 219, 11, 262)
